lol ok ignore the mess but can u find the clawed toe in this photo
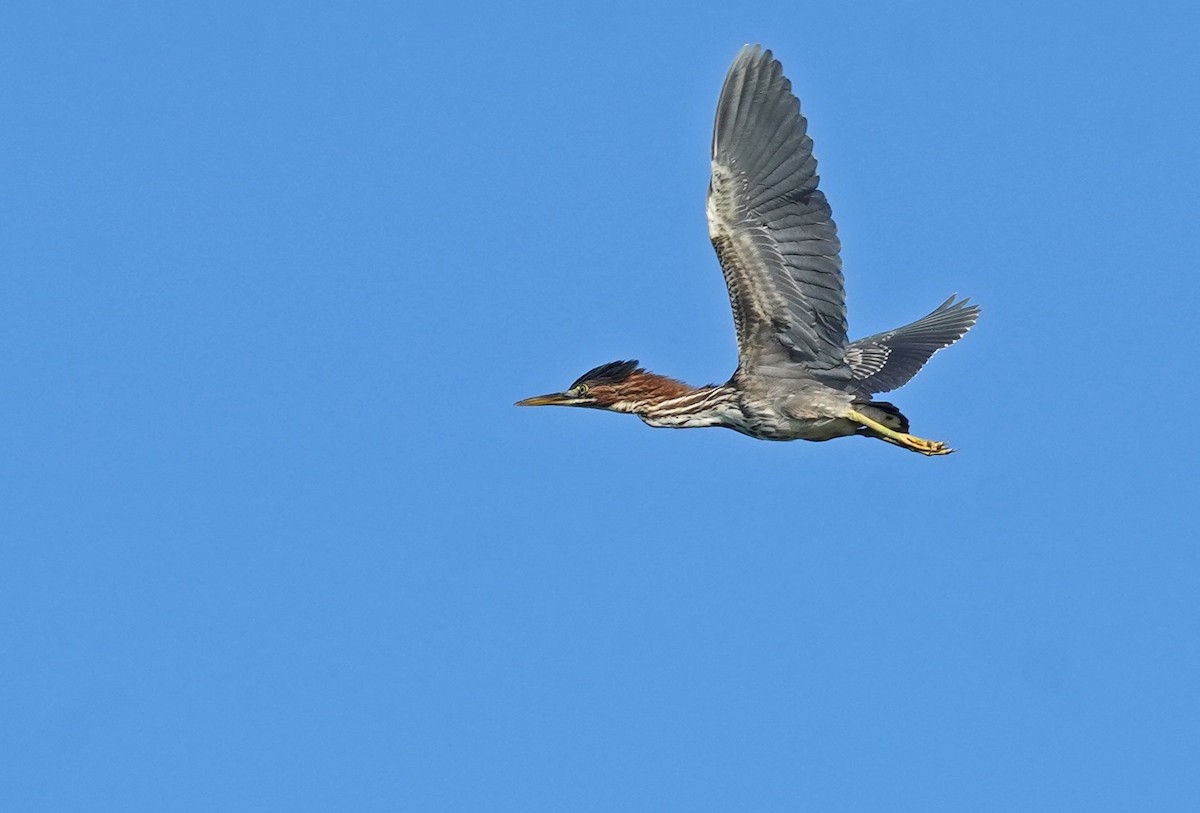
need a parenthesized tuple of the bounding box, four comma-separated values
(913, 437, 954, 456)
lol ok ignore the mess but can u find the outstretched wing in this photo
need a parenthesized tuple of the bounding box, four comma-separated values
(708, 45, 849, 383)
(846, 296, 980, 394)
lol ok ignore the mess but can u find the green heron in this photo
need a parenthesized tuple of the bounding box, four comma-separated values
(517, 45, 979, 455)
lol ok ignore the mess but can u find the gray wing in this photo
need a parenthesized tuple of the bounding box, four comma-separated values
(708, 45, 850, 384)
(845, 296, 980, 394)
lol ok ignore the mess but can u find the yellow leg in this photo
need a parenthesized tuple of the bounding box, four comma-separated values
(845, 409, 954, 456)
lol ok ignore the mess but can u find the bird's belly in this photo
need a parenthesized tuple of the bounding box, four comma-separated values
(732, 411, 857, 442)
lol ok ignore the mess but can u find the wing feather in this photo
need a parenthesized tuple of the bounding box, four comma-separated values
(708, 45, 848, 382)
(845, 296, 980, 393)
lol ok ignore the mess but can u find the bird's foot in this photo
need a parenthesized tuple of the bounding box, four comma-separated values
(890, 433, 954, 456)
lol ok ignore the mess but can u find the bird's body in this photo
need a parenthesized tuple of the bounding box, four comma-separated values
(585, 368, 893, 442)
(518, 46, 979, 455)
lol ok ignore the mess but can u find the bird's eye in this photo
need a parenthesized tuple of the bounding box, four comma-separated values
(574, 384, 589, 396)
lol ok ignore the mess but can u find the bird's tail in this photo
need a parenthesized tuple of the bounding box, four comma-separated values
(852, 400, 910, 434)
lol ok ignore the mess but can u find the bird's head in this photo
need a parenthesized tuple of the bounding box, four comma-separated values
(516, 360, 692, 414)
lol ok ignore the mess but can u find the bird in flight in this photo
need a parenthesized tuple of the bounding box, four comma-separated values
(517, 45, 979, 455)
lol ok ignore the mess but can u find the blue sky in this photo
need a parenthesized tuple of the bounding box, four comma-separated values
(2, 1, 1198, 810)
